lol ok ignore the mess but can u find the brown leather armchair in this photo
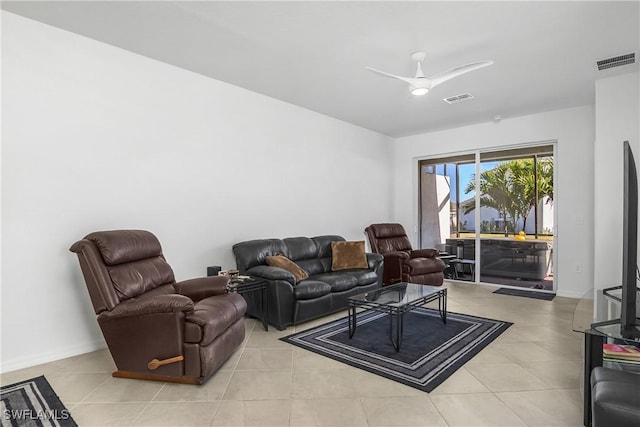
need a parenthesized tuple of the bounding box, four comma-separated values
(365, 223, 446, 286)
(70, 230, 246, 384)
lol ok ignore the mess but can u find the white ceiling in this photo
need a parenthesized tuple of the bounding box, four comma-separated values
(3, 1, 639, 137)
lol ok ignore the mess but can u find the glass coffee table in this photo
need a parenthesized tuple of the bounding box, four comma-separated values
(348, 282, 447, 352)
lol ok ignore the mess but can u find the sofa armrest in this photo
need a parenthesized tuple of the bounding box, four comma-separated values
(384, 251, 410, 260)
(366, 252, 384, 269)
(174, 276, 229, 301)
(100, 294, 194, 320)
(247, 265, 296, 286)
(410, 248, 438, 259)
(382, 252, 409, 284)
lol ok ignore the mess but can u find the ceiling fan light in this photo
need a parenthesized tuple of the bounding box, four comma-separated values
(411, 87, 429, 96)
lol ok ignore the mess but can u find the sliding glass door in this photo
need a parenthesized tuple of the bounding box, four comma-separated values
(418, 144, 555, 290)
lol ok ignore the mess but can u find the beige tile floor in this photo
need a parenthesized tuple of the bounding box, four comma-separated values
(1, 282, 585, 426)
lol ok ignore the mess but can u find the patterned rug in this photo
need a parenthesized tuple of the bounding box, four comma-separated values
(0, 376, 76, 426)
(281, 308, 511, 392)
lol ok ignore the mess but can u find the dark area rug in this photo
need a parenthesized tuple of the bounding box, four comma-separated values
(493, 287, 556, 300)
(0, 375, 77, 426)
(281, 308, 511, 392)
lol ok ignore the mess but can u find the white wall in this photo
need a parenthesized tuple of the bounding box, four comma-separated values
(1, 12, 393, 371)
(393, 105, 595, 298)
(594, 72, 640, 295)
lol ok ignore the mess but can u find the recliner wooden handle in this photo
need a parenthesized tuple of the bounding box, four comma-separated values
(147, 355, 184, 370)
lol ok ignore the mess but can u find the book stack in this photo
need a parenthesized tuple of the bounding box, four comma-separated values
(603, 343, 640, 364)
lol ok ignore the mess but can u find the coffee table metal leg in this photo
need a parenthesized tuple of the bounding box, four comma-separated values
(389, 310, 402, 352)
(438, 291, 447, 324)
(398, 312, 404, 351)
(348, 304, 356, 338)
(389, 312, 394, 348)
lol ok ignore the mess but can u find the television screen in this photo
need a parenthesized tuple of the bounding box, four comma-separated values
(621, 140, 640, 338)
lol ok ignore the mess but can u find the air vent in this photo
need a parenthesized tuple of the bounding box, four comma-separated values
(443, 93, 474, 104)
(597, 53, 635, 71)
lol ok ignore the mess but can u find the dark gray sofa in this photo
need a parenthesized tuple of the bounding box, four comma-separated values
(591, 366, 640, 427)
(233, 235, 384, 330)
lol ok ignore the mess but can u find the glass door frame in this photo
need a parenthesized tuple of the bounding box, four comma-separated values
(415, 140, 558, 292)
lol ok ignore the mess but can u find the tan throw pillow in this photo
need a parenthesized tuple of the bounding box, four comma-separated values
(265, 255, 309, 282)
(331, 241, 368, 271)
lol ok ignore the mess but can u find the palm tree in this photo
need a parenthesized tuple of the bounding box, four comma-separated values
(464, 157, 554, 234)
(536, 157, 554, 203)
(464, 162, 519, 234)
(512, 157, 554, 231)
(511, 159, 536, 232)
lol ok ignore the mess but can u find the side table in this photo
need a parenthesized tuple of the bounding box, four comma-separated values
(572, 289, 640, 426)
(227, 278, 268, 331)
(437, 254, 457, 279)
(449, 259, 476, 281)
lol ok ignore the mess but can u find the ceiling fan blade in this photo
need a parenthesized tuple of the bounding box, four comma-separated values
(365, 66, 416, 85)
(427, 60, 494, 89)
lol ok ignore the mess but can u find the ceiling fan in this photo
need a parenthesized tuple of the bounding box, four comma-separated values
(365, 52, 493, 96)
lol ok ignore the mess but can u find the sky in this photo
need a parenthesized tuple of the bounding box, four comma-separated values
(441, 161, 498, 203)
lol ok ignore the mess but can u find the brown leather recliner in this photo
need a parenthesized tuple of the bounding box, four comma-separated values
(365, 223, 446, 286)
(70, 230, 247, 384)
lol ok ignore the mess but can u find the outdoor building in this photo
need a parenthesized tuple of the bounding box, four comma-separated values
(458, 196, 554, 236)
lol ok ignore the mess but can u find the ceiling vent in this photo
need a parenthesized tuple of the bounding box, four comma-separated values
(443, 93, 474, 104)
(597, 53, 635, 71)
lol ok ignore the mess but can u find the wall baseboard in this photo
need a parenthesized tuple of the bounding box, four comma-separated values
(453, 279, 584, 300)
(556, 290, 586, 299)
(1, 339, 107, 373)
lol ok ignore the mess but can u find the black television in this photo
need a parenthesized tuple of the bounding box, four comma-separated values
(621, 140, 640, 338)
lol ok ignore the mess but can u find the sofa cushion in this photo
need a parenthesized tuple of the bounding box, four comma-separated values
(85, 229, 163, 266)
(233, 238, 289, 272)
(331, 241, 368, 271)
(376, 237, 412, 254)
(341, 269, 378, 286)
(313, 235, 346, 257)
(365, 223, 414, 254)
(311, 273, 358, 292)
(266, 255, 309, 282)
(284, 237, 318, 261)
(367, 223, 407, 239)
(108, 257, 175, 301)
(296, 258, 325, 276)
(294, 280, 332, 300)
(591, 367, 640, 427)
